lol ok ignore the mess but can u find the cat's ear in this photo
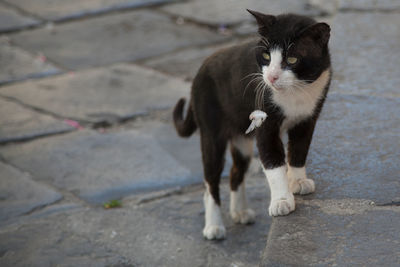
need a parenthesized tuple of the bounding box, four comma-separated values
(298, 22, 331, 46)
(247, 9, 276, 36)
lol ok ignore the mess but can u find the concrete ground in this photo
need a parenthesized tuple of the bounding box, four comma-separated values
(1, 0, 399, 266)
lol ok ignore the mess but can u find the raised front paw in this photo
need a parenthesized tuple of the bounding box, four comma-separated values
(203, 225, 226, 240)
(231, 208, 256, 224)
(290, 178, 315, 195)
(269, 195, 295, 216)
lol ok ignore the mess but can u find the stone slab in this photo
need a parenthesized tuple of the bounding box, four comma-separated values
(330, 12, 400, 98)
(0, 97, 75, 144)
(0, 128, 191, 204)
(339, 0, 400, 10)
(0, 64, 190, 123)
(161, 0, 310, 26)
(5, 0, 180, 22)
(0, 205, 134, 266)
(308, 93, 400, 204)
(143, 37, 256, 80)
(0, 161, 62, 224)
(10, 10, 227, 69)
(0, 118, 238, 204)
(0, 123, 189, 203)
(261, 200, 400, 266)
(0, 3, 40, 33)
(0, 37, 61, 86)
(0, 174, 272, 266)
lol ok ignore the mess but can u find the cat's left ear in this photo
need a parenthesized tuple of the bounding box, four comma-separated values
(298, 22, 331, 46)
(247, 9, 276, 36)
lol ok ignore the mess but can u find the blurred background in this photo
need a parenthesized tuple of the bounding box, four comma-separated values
(0, 0, 399, 266)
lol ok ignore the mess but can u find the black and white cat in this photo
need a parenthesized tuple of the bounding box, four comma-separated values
(173, 10, 331, 240)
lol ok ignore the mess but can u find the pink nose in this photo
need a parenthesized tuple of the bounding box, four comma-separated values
(268, 75, 279, 84)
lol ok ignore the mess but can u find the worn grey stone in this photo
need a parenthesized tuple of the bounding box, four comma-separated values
(308, 93, 400, 203)
(0, 127, 192, 204)
(10, 10, 227, 69)
(0, 98, 74, 144)
(0, 174, 272, 267)
(0, 3, 40, 33)
(330, 12, 400, 98)
(0, 161, 62, 224)
(0, 122, 195, 204)
(5, 0, 180, 22)
(143, 37, 256, 80)
(307, 0, 339, 14)
(0, 64, 190, 123)
(0, 37, 61, 85)
(0, 118, 237, 204)
(161, 0, 310, 26)
(339, 0, 400, 10)
(261, 201, 400, 266)
(0, 204, 134, 266)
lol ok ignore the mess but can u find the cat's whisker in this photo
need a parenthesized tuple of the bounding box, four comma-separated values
(251, 45, 268, 51)
(241, 72, 262, 81)
(254, 80, 265, 108)
(244, 75, 263, 97)
(261, 37, 270, 47)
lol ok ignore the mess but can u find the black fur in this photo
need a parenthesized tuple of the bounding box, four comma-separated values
(173, 11, 331, 205)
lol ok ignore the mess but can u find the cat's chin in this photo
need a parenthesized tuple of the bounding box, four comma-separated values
(269, 84, 285, 92)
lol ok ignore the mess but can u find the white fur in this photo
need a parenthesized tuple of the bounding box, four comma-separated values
(203, 184, 226, 240)
(261, 48, 331, 120)
(263, 166, 295, 216)
(231, 136, 253, 157)
(263, 49, 283, 83)
(230, 183, 256, 224)
(272, 69, 331, 119)
(287, 166, 315, 195)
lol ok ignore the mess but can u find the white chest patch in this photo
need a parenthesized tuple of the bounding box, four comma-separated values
(272, 69, 331, 120)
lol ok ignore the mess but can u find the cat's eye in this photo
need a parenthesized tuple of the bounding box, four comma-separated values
(287, 57, 298, 64)
(262, 52, 270, 61)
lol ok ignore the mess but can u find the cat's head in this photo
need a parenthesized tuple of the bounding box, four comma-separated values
(248, 10, 331, 92)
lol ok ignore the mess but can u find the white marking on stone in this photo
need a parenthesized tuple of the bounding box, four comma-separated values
(287, 165, 315, 195)
(230, 183, 256, 224)
(263, 165, 295, 216)
(203, 184, 226, 240)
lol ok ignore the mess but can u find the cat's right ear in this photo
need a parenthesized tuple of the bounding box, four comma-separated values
(247, 9, 276, 36)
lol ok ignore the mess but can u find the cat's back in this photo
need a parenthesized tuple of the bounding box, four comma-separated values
(196, 39, 258, 80)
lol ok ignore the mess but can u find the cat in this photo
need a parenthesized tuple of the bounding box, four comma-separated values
(173, 9, 331, 240)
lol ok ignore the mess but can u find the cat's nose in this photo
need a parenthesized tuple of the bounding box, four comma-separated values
(268, 75, 279, 84)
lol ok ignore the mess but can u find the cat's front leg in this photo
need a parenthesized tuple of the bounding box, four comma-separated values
(256, 122, 295, 216)
(287, 119, 317, 195)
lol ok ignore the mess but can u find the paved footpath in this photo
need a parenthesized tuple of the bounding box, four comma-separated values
(0, 0, 399, 266)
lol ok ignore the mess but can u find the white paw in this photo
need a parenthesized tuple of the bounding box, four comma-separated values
(231, 209, 256, 224)
(269, 195, 295, 216)
(290, 178, 315, 195)
(203, 225, 226, 240)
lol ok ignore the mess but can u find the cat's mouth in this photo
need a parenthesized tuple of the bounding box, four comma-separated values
(268, 83, 285, 92)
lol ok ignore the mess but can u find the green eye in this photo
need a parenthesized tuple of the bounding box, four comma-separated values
(287, 57, 298, 64)
(262, 52, 270, 61)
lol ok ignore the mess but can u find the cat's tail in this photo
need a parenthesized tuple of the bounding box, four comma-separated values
(173, 98, 197, 137)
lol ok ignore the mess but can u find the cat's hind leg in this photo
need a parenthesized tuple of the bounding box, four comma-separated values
(200, 133, 227, 240)
(229, 136, 256, 224)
